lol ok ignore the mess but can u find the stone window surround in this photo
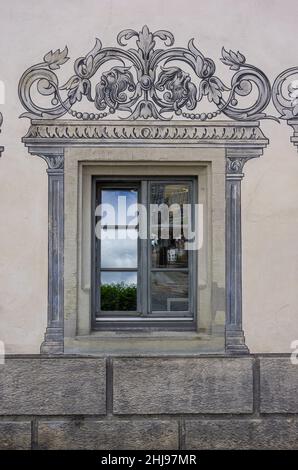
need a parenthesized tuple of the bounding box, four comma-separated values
(78, 166, 205, 332)
(66, 156, 222, 355)
(22, 119, 268, 355)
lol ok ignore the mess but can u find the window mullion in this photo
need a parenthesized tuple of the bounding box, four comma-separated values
(140, 179, 148, 317)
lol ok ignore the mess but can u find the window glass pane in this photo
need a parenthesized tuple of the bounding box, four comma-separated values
(101, 271, 137, 311)
(151, 183, 189, 208)
(150, 183, 190, 268)
(95, 180, 195, 325)
(151, 272, 189, 312)
(101, 228, 138, 268)
(101, 189, 138, 226)
(150, 183, 190, 239)
(151, 234, 188, 268)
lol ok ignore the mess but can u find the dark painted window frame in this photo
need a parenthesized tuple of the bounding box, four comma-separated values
(91, 175, 198, 331)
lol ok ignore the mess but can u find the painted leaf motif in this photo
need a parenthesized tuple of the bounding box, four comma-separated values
(117, 29, 138, 46)
(86, 38, 102, 59)
(43, 47, 69, 70)
(154, 30, 174, 46)
(281, 108, 294, 119)
(199, 80, 209, 98)
(69, 84, 84, 103)
(293, 104, 298, 116)
(85, 56, 94, 74)
(60, 76, 89, 103)
(221, 48, 245, 71)
(199, 77, 229, 104)
(186, 39, 205, 76)
(137, 25, 155, 58)
(60, 76, 80, 91)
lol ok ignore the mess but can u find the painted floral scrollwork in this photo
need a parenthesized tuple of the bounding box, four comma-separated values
(155, 67, 197, 112)
(94, 67, 136, 113)
(18, 25, 275, 121)
(272, 67, 298, 119)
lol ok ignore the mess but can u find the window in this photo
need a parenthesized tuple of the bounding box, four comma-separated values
(92, 177, 197, 330)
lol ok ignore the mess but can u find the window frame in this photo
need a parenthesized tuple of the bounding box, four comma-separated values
(91, 175, 198, 331)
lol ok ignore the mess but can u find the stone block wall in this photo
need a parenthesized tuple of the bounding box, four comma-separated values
(0, 355, 297, 449)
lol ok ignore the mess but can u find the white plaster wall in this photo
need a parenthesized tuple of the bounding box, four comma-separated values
(0, 0, 297, 353)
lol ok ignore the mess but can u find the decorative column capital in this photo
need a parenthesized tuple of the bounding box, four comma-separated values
(37, 153, 64, 171)
(25, 145, 64, 170)
(226, 147, 264, 180)
(226, 156, 254, 179)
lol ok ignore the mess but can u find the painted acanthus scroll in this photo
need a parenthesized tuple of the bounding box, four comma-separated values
(18, 25, 275, 122)
(272, 67, 298, 119)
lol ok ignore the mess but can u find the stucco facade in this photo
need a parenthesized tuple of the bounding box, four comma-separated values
(0, 0, 298, 450)
(1, 0, 298, 354)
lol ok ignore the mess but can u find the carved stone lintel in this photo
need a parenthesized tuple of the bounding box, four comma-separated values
(23, 120, 268, 149)
(34, 149, 65, 355)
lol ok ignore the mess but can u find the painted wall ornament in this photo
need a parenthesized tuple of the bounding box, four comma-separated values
(272, 67, 298, 119)
(19, 25, 275, 122)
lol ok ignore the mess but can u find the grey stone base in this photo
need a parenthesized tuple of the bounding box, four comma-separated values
(225, 330, 250, 355)
(40, 341, 64, 355)
(0, 354, 297, 449)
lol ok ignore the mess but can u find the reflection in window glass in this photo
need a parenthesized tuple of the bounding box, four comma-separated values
(101, 271, 137, 311)
(101, 229, 138, 268)
(150, 183, 190, 241)
(95, 179, 195, 325)
(151, 184, 189, 205)
(151, 236, 188, 268)
(150, 183, 190, 315)
(151, 271, 189, 312)
(101, 189, 138, 226)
